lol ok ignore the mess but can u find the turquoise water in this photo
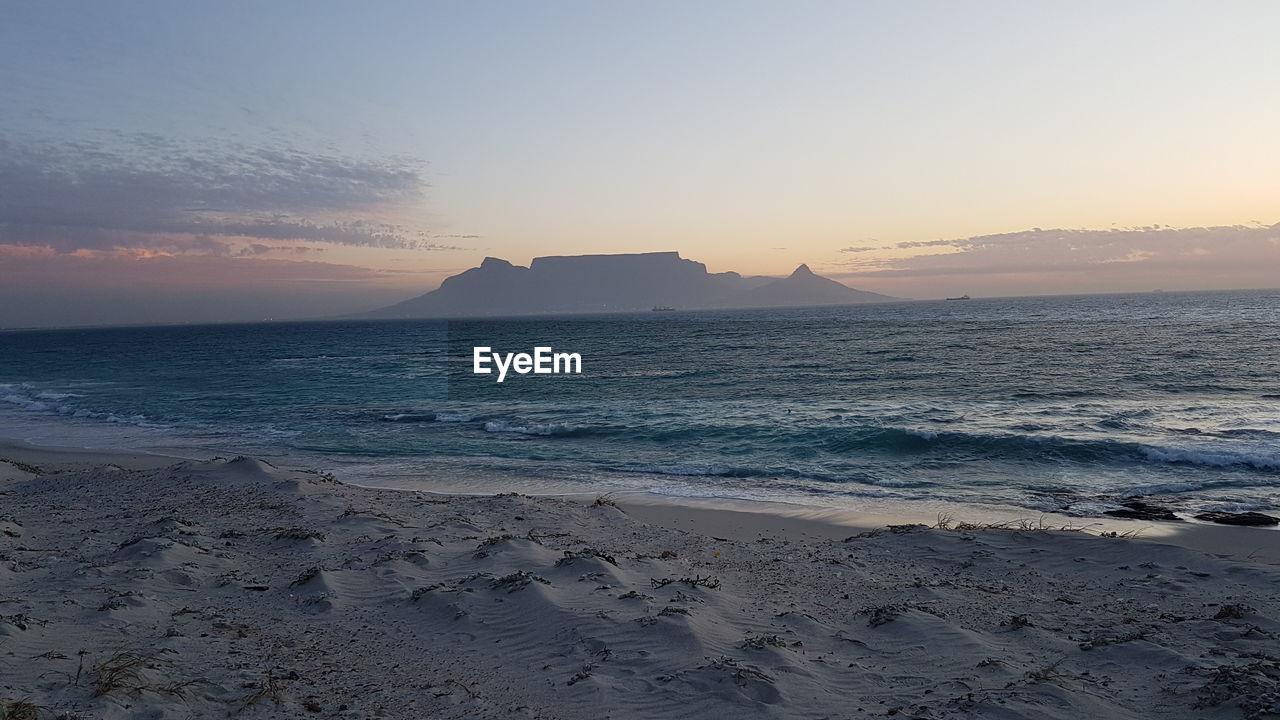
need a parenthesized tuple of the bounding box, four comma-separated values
(2, 290, 1279, 516)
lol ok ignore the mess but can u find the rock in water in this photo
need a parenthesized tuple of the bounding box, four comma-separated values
(1193, 511, 1280, 527)
(1104, 500, 1180, 522)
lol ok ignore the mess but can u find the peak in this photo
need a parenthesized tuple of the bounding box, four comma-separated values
(480, 256, 513, 269)
(789, 264, 816, 278)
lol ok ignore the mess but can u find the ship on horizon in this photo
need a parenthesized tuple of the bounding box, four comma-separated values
(946, 294, 971, 301)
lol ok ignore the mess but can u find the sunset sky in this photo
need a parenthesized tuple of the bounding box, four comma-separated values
(2, 1, 1278, 327)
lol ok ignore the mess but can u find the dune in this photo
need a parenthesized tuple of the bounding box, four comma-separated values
(1, 446, 1278, 719)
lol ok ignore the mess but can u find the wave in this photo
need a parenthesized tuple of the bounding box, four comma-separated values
(1214, 428, 1280, 440)
(0, 383, 172, 429)
(383, 413, 436, 422)
(617, 463, 740, 477)
(483, 421, 585, 437)
(382, 412, 474, 423)
(2, 387, 51, 411)
(1142, 447, 1280, 472)
(818, 425, 1280, 473)
(613, 463, 929, 492)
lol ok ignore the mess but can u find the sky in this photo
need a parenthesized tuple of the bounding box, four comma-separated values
(1, 0, 1278, 327)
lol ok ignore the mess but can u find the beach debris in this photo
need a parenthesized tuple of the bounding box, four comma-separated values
(410, 584, 444, 601)
(1079, 630, 1146, 650)
(234, 672, 286, 713)
(1009, 658, 1067, 688)
(0, 614, 44, 631)
(659, 550, 678, 559)
(289, 566, 321, 587)
(556, 547, 619, 567)
(617, 590, 651, 600)
(845, 524, 924, 540)
(526, 528, 570, 543)
(474, 534, 520, 557)
(658, 606, 690, 616)
(567, 666, 594, 685)
(1194, 511, 1280, 527)
(742, 634, 788, 650)
(862, 605, 902, 627)
(0, 458, 44, 475)
(1193, 659, 1280, 718)
(1214, 603, 1255, 620)
(271, 527, 326, 541)
(0, 515, 22, 538)
(651, 575, 720, 590)
(491, 571, 550, 592)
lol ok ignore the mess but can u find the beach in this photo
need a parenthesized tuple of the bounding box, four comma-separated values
(3, 441, 1278, 719)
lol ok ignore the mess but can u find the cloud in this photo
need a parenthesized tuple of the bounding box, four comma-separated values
(0, 250, 423, 327)
(836, 224, 1280, 279)
(0, 134, 464, 254)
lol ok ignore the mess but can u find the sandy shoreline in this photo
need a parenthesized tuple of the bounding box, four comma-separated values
(3, 441, 1279, 718)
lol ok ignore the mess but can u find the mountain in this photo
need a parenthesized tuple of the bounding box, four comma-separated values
(717, 264, 895, 308)
(356, 252, 897, 318)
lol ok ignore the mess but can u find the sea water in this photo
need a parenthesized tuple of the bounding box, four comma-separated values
(1, 289, 1278, 518)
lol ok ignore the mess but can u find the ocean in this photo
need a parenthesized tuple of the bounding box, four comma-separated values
(2, 289, 1278, 518)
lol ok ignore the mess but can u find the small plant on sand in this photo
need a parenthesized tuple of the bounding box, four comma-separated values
(651, 575, 721, 590)
(491, 571, 550, 592)
(476, 534, 518, 548)
(592, 494, 619, 508)
(1, 700, 45, 720)
(556, 548, 619, 567)
(933, 514, 1094, 533)
(234, 673, 284, 714)
(474, 534, 519, 557)
(0, 458, 44, 475)
(681, 575, 721, 589)
(658, 606, 690, 617)
(1008, 658, 1066, 688)
(90, 652, 150, 697)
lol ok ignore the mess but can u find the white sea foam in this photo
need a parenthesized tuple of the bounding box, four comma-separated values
(483, 421, 580, 436)
(620, 463, 734, 477)
(1143, 446, 1280, 471)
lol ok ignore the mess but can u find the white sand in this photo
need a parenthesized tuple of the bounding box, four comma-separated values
(2, 446, 1278, 719)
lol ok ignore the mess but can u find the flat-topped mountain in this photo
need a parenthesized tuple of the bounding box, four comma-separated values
(357, 251, 896, 318)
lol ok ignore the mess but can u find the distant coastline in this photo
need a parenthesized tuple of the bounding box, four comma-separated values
(354, 251, 898, 319)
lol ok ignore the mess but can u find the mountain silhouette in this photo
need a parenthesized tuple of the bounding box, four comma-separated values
(356, 252, 896, 318)
(717, 263, 893, 308)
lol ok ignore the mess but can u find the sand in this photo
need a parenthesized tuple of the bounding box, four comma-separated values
(2, 444, 1279, 719)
